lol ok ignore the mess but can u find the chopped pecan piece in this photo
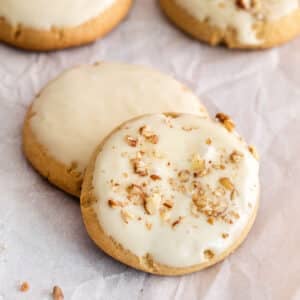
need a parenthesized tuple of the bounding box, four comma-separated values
(207, 217, 214, 225)
(219, 177, 234, 191)
(20, 282, 30, 292)
(131, 158, 148, 176)
(248, 145, 259, 160)
(139, 125, 159, 144)
(53, 286, 64, 300)
(216, 113, 235, 132)
(107, 199, 124, 208)
(178, 170, 190, 182)
(230, 150, 244, 163)
(236, 0, 260, 10)
(125, 135, 138, 147)
(206, 138, 212, 145)
(236, 0, 250, 9)
(120, 210, 134, 224)
(203, 249, 215, 260)
(150, 174, 161, 181)
(144, 193, 161, 215)
(192, 188, 207, 209)
(222, 233, 229, 239)
(145, 222, 153, 230)
(191, 154, 206, 174)
(163, 200, 174, 209)
(172, 216, 184, 228)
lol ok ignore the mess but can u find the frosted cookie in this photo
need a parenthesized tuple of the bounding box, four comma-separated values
(81, 113, 259, 275)
(23, 62, 208, 197)
(0, 0, 132, 51)
(160, 0, 300, 49)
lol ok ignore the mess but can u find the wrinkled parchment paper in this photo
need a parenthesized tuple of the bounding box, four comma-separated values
(0, 1, 300, 299)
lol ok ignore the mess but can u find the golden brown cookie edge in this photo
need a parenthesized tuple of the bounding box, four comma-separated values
(22, 106, 83, 197)
(0, 0, 132, 51)
(159, 0, 300, 49)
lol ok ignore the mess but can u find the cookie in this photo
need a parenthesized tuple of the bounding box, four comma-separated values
(80, 113, 260, 275)
(160, 0, 300, 49)
(0, 0, 132, 51)
(23, 62, 208, 197)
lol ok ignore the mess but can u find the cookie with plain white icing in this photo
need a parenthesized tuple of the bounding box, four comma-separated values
(160, 0, 300, 49)
(0, 0, 132, 51)
(80, 113, 259, 275)
(23, 62, 208, 197)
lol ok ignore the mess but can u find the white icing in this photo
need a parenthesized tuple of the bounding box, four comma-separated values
(93, 114, 259, 268)
(0, 0, 116, 29)
(175, 0, 299, 45)
(30, 62, 207, 173)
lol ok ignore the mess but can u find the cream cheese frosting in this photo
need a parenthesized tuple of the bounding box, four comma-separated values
(92, 114, 259, 267)
(0, 0, 116, 29)
(175, 0, 299, 45)
(30, 62, 207, 174)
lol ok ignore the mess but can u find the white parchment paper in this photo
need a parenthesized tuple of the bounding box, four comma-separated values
(0, 1, 300, 299)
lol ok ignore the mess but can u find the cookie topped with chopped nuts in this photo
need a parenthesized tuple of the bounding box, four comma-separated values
(81, 113, 259, 275)
(160, 0, 300, 49)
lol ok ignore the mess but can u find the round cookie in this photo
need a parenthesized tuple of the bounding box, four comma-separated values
(23, 62, 208, 197)
(80, 113, 260, 276)
(160, 0, 300, 49)
(0, 0, 132, 51)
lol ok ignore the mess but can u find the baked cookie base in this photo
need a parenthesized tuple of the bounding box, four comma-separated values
(160, 0, 300, 49)
(0, 0, 132, 51)
(23, 108, 83, 197)
(80, 114, 259, 276)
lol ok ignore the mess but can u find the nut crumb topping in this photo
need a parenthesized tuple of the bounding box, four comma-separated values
(192, 186, 236, 224)
(53, 286, 64, 300)
(163, 200, 174, 209)
(191, 154, 206, 174)
(216, 113, 235, 132)
(207, 217, 214, 225)
(160, 208, 170, 222)
(230, 150, 244, 163)
(145, 222, 153, 230)
(235, 0, 260, 11)
(203, 249, 215, 260)
(127, 184, 144, 195)
(139, 125, 159, 144)
(20, 282, 30, 292)
(121, 210, 134, 224)
(216, 112, 229, 123)
(182, 125, 200, 131)
(222, 233, 229, 239)
(108, 199, 124, 208)
(213, 187, 226, 197)
(126, 184, 146, 205)
(125, 135, 138, 147)
(172, 216, 184, 228)
(206, 138, 212, 145)
(219, 177, 234, 191)
(230, 189, 238, 201)
(229, 210, 240, 220)
(248, 145, 259, 160)
(150, 174, 161, 181)
(178, 170, 190, 182)
(192, 188, 207, 209)
(107, 116, 255, 239)
(236, 0, 250, 9)
(131, 158, 148, 177)
(144, 193, 161, 215)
